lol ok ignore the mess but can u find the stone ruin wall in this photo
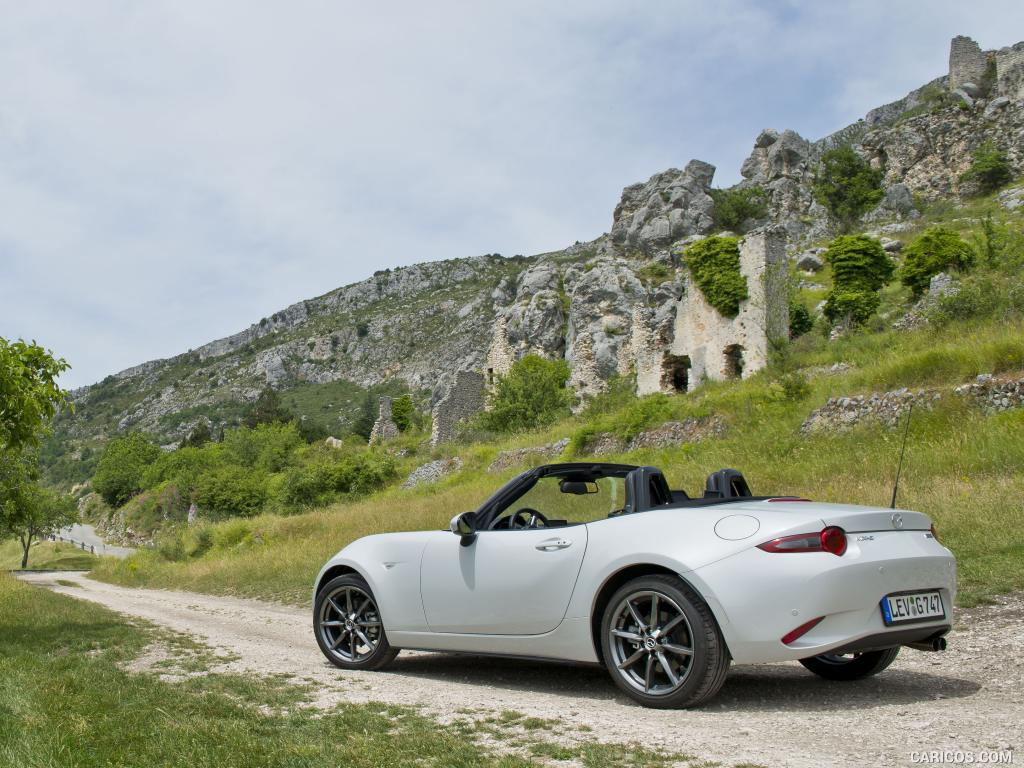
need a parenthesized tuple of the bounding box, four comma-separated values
(995, 42, 1024, 100)
(484, 315, 516, 387)
(948, 35, 1024, 100)
(948, 35, 989, 92)
(368, 396, 399, 444)
(636, 227, 788, 396)
(430, 370, 486, 446)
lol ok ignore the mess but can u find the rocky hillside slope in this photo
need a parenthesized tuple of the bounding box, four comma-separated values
(45, 35, 1024, 480)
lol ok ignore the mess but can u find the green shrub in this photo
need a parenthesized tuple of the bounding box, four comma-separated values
(813, 146, 884, 231)
(92, 433, 162, 507)
(280, 462, 335, 508)
(142, 446, 223, 493)
(682, 236, 748, 317)
(822, 235, 894, 327)
(709, 186, 768, 232)
(391, 395, 416, 432)
(194, 466, 267, 519)
(900, 226, 975, 297)
(959, 141, 1012, 195)
(789, 302, 813, 338)
(478, 355, 573, 433)
(120, 483, 191, 533)
(222, 422, 302, 473)
(927, 272, 1024, 326)
(279, 449, 397, 508)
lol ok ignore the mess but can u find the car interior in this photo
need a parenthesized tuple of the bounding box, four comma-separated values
(486, 464, 762, 530)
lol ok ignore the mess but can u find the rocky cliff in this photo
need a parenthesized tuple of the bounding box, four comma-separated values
(48, 35, 1024, 470)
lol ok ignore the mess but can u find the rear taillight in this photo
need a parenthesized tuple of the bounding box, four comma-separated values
(757, 526, 847, 556)
(781, 616, 824, 645)
(930, 523, 940, 542)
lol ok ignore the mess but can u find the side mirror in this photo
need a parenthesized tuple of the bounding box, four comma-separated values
(449, 511, 476, 537)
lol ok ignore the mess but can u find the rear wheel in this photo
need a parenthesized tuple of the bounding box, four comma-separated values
(314, 574, 399, 671)
(600, 575, 730, 708)
(799, 647, 900, 680)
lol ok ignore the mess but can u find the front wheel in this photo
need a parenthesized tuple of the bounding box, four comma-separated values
(600, 575, 730, 708)
(314, 574, 399, 670)
(799, 647, 900, 681)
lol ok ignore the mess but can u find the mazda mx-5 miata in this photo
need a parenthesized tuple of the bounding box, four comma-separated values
(313, 463, 956, 708)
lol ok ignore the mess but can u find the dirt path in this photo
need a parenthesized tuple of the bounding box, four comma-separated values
(18, 572, 1023, 768)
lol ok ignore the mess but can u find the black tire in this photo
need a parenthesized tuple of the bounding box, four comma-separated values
(314, 574, 399, 671)
(799, 647, 900, 681)
(599, 574, 730, 708)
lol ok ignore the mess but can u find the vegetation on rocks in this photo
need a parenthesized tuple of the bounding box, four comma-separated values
(682, 236, 748, 317)
(900, 226, 975, 296)
(813, 146, 885, 231)
(709, 186, 768, 232)
(960, 141, 1012, 196)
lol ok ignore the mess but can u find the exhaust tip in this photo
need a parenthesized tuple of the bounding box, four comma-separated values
(906, 636, 947, 652)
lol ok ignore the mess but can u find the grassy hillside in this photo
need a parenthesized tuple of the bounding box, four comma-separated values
(91, 317, 1024, 607)
(88, 184, 1024, 608)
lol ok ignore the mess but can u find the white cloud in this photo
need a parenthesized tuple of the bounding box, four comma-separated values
(0, 1, 1022, 386)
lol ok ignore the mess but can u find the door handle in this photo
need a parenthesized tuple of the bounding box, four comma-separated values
(536, 539, 572, 552)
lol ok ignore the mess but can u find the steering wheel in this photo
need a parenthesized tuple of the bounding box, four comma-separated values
(509, 508, 549, 529)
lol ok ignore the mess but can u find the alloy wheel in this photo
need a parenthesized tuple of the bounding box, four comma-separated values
(317, 585, 383, 663)
(607, 589, 695, 696)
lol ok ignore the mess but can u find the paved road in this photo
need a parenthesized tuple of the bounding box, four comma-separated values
(16, 571, 1023, 768)
(55, 523, 136, 559)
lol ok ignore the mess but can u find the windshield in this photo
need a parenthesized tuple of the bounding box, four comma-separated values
(491, 474, 626, 526)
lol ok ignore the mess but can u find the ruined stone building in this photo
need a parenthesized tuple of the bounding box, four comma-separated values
(633, 228, 789, 396)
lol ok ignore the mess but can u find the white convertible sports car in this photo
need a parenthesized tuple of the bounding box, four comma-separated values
(313, 463, 956, 708)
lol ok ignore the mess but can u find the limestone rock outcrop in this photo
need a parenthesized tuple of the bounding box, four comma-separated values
(610, 160, 716, 256)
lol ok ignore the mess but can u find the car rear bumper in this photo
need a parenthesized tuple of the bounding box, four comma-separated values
(690, 529, 957, 663)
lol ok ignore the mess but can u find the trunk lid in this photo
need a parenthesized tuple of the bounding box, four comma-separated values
(758, 501, 932, 533)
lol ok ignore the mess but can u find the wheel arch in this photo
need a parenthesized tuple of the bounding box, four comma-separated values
(314, 563, 363, 599)
(588, 563, 730, 664)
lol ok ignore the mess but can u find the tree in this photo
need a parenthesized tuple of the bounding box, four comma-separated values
(479, 355, 573, 433)
(813, 146, 885, 232)
(180, 420, 212, 449)
(0, 452, 77, 569)
(391, 394, 416, 432)
(352, 392, 377, 441)
(243, 387, 294, 429)
(0, 337, 71, 452)
(709, 186, 768, 232)
(822, 235, 894, 327)
(92, 433, 162, 507)
(900, 227, 975, 297)
(959, 141, 1012, 195)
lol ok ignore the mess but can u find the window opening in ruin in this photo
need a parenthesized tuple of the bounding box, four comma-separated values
(487, 368, 494, 385)
(724, 345, 744, 380)
(662, 355, 691, 393)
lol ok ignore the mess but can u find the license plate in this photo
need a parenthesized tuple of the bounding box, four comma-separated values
(881, 591, 945, 626)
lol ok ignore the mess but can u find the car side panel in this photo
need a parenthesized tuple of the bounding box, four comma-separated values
(388, 617, 598, 663)
(314, 532, 433, 632)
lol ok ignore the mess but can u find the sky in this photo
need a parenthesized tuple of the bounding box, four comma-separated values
(2, 2, 1023, 388)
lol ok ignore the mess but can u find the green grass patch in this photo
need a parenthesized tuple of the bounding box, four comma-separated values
(0, 540, 97, 571)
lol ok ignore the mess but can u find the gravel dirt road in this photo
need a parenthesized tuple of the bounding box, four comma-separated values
(17, 571, 1023, 768)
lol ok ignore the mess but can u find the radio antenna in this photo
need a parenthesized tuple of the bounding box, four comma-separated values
(890, 402, 914, 509)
